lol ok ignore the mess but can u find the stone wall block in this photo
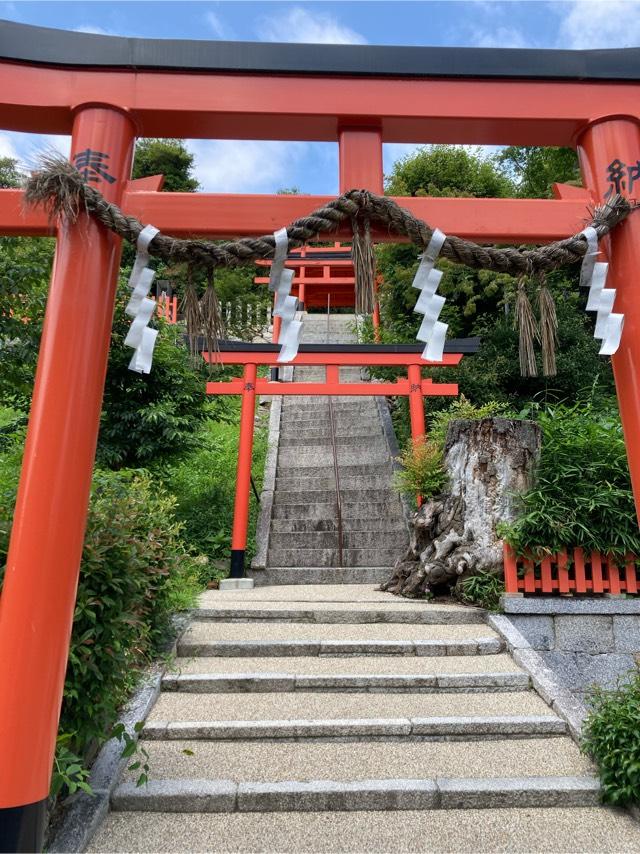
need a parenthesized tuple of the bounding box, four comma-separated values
(512, 616, 555, 650)
(554, 616, 614, 654)
(613, 616, 640, 653)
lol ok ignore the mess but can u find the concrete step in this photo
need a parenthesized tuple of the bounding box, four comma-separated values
(118, 737, 591, 786)
(280, 412, 381, 426)
(168, 652, 522, 676)
(162, 671, 529, 693)
(271, 502, 401, 519)
(268, 531, 408, 550)
(282, 401, 378, 413)
(266, 546, 403, 567)
(248, 566, 395, 585)
(200, 584, 410, 603)
(279, 424, 383, 440)
(274, 474, 393, 492)
(271, 517, 406, 533)
(88, 806, 640, 852)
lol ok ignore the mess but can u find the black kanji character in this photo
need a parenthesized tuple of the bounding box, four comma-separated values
(73, 149, 116, 184)
(627, 161, 640, 194)
(604, 158, 626, 200)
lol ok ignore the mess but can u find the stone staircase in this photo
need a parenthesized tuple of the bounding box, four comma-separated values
(259, 312, 408, 585)
(88, 585, 640, 853)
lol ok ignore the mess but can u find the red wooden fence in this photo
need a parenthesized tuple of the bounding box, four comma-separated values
(503, 543, 639, 595)
(156, 294, 178, 323)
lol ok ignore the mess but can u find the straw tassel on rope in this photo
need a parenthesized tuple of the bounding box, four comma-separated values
(515, 276, 539, 378)
(538, 278, 558, 377)
(351, 211, 376, 315)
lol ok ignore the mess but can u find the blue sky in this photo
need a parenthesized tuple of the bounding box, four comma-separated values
(1, 1, 639, 194)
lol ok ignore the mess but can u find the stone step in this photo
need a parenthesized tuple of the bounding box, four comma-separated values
(269, 531, 408, 550)
(266, 546, 403, 567)
(278, 434, 388, 449)
(88, 806, 640, 853)
(112, 774, 599, 814)
(274, 475, 393, 492)
(271, 517, 405, 533)
(274, 462, 393, 479)
(282, 401, 378, 413)
(273, 488, 392, 505)
(279, 424, 383, 440)
(192, 600, 482, 624)
(271, 501, 400, 519)
(249, 566, 394, 585)
(165, 652, 522, 676)
(162, 671, 529, 693)
(278, 449, 392, 466)
(143, 715, 565, 743)
(281, 411, 381, 425)
(118, 737, 590, 786)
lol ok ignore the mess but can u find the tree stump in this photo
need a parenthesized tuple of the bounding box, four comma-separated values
(380, 418, 541, 598)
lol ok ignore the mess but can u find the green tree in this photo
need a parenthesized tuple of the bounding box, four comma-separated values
(497, 146, 580, 198)
(132, 138, 199, 192)
(0, 156, 22, 189)
(386, 145, 514, 198)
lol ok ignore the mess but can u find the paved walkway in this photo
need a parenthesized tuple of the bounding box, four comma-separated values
(88, 585, 640, 853)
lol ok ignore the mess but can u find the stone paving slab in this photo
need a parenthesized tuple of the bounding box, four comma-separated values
(146, 689, 553, 723)
(168, 653, 523, 676)
(88, 807, 640, 853)
(177, 637, 503, 657)
(121, 737, 591, 783)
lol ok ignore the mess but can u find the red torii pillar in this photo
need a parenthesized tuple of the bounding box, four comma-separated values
(0, 106, 134, 849)
(578, 117, 640, 521)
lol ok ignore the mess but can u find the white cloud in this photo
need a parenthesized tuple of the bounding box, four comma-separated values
(0, 132, 19, 161)
(468, 24, 531, 49)
(204, 10, 229, 39)
(73, 25, 113, 36)
(186, 139, 309, 193)
(558, 0, 640, 49)
(258, 6, 367, 45)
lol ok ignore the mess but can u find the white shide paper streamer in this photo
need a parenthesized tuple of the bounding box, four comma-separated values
(578, 226, 624, 357)
(411, 228, 448, 362)
(268, 228, 304, 364)
(126, 224, 160, 374)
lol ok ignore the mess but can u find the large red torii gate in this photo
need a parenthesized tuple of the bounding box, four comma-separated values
(1, 21, 640, 850)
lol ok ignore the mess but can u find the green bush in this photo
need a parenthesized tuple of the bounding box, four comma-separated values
(96, 283, 209, 469)
(157, 403, 268, 573)
(456, 571, 504, 611)
(582, 668, 640, 806)
(500, 402, 640, 557)
(394, 439, 447, 501)
(0, 441, 200, 762)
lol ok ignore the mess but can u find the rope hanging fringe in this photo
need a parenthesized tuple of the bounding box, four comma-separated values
(515, 276, 539, 378)
(24, 154, 636, 375)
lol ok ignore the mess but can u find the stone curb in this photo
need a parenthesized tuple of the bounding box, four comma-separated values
(161, 671, 531, 693)
(176, 637, 504, 657)
(191, 606, 486, 624)
(142, 714, 566, 741)
(501, 596, 640, 615)
(488, 614, 588, 742)
(251, 391, 282, 571)
(48, 667, 164, 853)
(111, 774, 599, 813)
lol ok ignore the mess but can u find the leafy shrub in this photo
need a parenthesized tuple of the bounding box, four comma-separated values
(157, 404, 267, 571)
(582, 668, 640, 806)
(429, 396, 513, 444)
(394, 439, 447, 501)
(97, 283, 208, 468)
(500, 402, 640, 557)
(456, 571, 504, 611)
(0, 442, 200, 764)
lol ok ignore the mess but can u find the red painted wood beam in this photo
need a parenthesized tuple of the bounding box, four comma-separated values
(0, 189, 593, 243)
(206, 379, 459, 396)
(204, 351, 463, 367)
(2, 61, 640, 146)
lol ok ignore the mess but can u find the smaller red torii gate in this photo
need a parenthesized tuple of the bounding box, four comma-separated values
(203, 342, 466, 577)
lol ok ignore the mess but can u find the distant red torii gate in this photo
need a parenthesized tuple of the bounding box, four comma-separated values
(1, 22, 640, 849)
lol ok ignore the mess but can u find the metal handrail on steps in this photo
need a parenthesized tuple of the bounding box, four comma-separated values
(326, 296, 344, 568)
